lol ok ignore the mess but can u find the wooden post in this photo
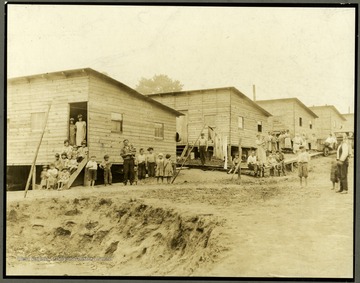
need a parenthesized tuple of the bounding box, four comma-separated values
(24, 102, 52, 198)
(238, 138, 242, 179)
(32, 165, 36, 190)
(172, 124, 207, 184)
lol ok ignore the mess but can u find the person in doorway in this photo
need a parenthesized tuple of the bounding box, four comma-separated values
(86, 155, 98, 188)
(120, 139, 136, 185)
(297, 146, 310, 188)
(146, 147, 156, 178)
(100, 154, 112, 186)
(69, 118, 76, 146)
(336, 134, 349, 194)
(198, 133, 208, 165)
(75, 114, 86, 146)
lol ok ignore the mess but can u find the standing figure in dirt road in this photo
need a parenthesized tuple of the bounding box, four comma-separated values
(136, 148, 147, 181)
(198, 133, 208, 165)
(146, 147, 156, 177)
(120, 139, 136, 185)
(100, 154, 112, 186)
(255, 134, 266, 177)
(86, 155, 98, 188)
(336, 134, 349, 194)
(75, 114, 86, 146)
(163, 154, 174, 184)
(297, 145, 310, 188)
(155, 153, 165, 183)
(69, 118, 76, 146)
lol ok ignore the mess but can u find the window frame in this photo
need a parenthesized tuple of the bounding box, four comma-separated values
(257, 121, 263, 133)
(238, 116, 244, 129)
(154, 122, 164, 140)
(111, 113, 123, 134)
(299, 117, 303, 127)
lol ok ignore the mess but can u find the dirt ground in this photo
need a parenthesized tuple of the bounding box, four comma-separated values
(6, 155, 354, 277)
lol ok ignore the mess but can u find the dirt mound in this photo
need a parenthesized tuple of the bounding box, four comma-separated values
(7, 197, 229, 275)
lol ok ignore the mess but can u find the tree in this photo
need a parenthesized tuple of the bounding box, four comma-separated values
(135, 74, 184, 94)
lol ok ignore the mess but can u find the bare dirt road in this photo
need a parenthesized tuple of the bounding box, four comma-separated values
(6, 155, 354, 277)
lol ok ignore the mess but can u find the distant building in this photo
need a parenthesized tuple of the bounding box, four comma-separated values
(342, 113, 354, 133)
(256, 98, 318, 138)
(308, 106, 346, 139)
(147, 87, 272, 157)
(7, 68, 182, 187)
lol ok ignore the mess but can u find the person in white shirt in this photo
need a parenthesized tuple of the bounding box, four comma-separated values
(247, 150, 259, 177)
(325, 133, 337, 149)
(336, 134, 349, 194)
(198, 133, 208, 165)
(297, 146, 310, 187)
(86, 155, 98, 188)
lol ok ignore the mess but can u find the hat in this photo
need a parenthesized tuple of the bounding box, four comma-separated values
(165, 154, 171, 158)
(62, 168, 69, 172)
(64, 139, 69, 144)
(55, 153, 60, 157)
(61, 152, 67, 157)
(104, 154, 109, 159)
(123, 139, 129, 142)
(77, 114, 83, 118)
(81, 140, 87, 145)
(42, 165, 48, 169)
(158, 153, 163, 157)
(70, 118, 75, 121)
(147, 147, 154, 151)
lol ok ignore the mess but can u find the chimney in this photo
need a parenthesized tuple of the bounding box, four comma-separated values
(253, 84, 256, 101)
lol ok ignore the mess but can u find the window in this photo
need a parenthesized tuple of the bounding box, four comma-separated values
(238, 116, 244, 129)
(299, 117, 302, 127)
(257, 121, 262, 132)
(31, 112, 45, 131)
(111, 113, 123, 133)
(155, 123, 164, 139)
(309, 121, 312, 129)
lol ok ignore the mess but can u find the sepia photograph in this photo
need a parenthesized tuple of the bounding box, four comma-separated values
(5, 3, 356, 279)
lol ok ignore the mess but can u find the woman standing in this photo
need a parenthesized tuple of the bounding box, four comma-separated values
(75, 114, 86, 146)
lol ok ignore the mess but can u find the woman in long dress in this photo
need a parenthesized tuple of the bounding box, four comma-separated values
(284, 130, 292, 149)
(255, 134, 267, 165)
(75, 114, 86, 146)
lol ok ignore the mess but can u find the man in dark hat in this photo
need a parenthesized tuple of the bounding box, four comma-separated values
(120, 139, 136, 185)
(198, 133, 208, 165)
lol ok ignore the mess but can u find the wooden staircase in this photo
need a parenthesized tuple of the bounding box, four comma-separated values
(66, 157, 88, 189)
(178, 142, 191, 160)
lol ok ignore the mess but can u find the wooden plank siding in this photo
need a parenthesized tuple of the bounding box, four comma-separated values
(230, 91, 270, 147)
(88, 74, 177, 163)
(150, 89, 232, 145)
(308, 106, 346, 139)
(257, 100, 317, 138)
(7, 76, 89, 165)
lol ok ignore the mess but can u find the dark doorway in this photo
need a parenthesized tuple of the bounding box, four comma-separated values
(69, 102, 88, 146)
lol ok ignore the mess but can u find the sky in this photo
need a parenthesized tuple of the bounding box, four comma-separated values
(7, 5, 356, 113)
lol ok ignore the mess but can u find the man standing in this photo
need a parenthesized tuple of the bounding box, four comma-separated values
(198, 133, 208, 165)
(336, 134, 349, 194)
(120, 139, 136, 185)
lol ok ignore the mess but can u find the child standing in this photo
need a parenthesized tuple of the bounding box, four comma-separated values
(137, 148, 146, 181)
(69, 118, 76, 146)
(297, 146, 310, 188)
(330, 159, 339, 190)
(46, 163, 58, 190)
(155, 153, 165, 183)
(57, 168, 70, 190)
(86, 156, 98, 188)
(40, 165, 48, 189)
(100, 154, 112, 186)
(146, 147, 156, 177)
(163, 154, 174, 184)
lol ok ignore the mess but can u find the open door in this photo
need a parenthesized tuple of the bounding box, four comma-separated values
(69, 102, 88, 146)
(176, 110, 188, 143)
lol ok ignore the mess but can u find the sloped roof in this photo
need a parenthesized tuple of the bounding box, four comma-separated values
(309, 105, 346, 121)
(147, 86, 272, 117)
(8, 68, 183, 117)
(256, 98, 318, 118)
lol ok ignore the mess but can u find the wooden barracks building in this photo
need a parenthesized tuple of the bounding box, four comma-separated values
(7, 68, 182, 188)
(147, 87, 272, 157)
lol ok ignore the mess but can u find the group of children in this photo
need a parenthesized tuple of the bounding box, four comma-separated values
(40, 139, 89, 190)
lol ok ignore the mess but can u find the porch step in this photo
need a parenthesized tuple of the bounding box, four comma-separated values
(67, 157, 88, 189)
